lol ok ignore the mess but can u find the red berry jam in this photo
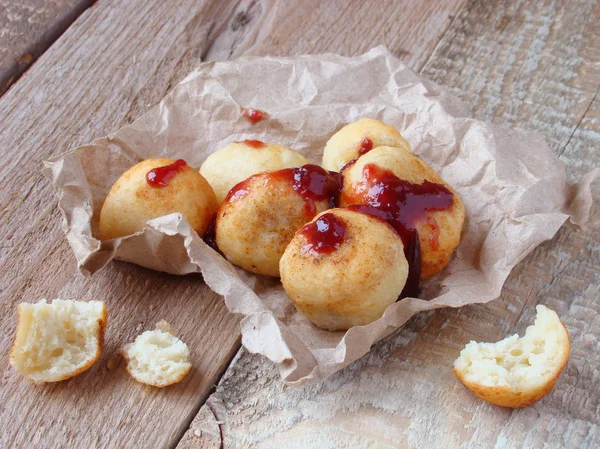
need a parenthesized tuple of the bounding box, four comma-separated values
(358, 138, 374, 156)
(426, 216, 441, 251)
(224, 164, 343, 216)
(202, 215, 219, 252)
(271, 164, 343, 215)
(241, 107, 268, 124)
(299, 212, 348, 256)
(340, 159, 357, 173)
(224, 176, 254, 203)
(238, 139, 266, 149)
(344, 164, 454, 298)
(339, 138, 374, 173)
(146, 159, 187, 187)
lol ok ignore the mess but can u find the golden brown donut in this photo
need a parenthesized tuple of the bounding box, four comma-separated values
(200, 140, 308, 204)
(215, 165, 340, 277)
(99, 158, 217, 240)
(340, 146, 465, 279)
(280, 208, 408, 330)
(322, 118, 411, 172)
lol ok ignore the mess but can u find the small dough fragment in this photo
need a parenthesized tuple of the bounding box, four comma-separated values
(10, 299, 107, 383)
(454, 305, 570, 408)
(122, 320, 191, 388)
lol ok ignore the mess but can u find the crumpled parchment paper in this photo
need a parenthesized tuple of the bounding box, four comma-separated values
(44, 47, 597, 385)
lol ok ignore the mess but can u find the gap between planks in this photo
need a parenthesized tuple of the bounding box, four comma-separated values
(0, 0, 97, 96)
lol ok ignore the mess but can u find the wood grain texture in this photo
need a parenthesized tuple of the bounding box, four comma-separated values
(181, 0, 600, 448)
(214, 0, 466, 71)
(0, 0, 467, 448)
(0, 0, 95, 95)
(0, 1, 252, 448)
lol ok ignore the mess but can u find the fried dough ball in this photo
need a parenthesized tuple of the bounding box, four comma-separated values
(322, 118, 411, 172)
(280, 209, 408, 330)
(200, 141, 308, 204)
(215, 166, 337, 277)
(340, 146, 465, 279)
(99, 158, 217, 240)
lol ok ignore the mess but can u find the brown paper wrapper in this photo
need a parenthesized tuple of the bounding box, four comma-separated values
(43, 47, 597, 385)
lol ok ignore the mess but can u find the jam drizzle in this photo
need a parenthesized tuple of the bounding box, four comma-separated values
(146, 159, 188, 187)
(299, 212, 348, 256)
(339, 138, 374, 173)
(427, 216, 441, 250)
(281, 164, 343, 215)
(339, 159, 357, 173)
(238, 139, 266, 149)
(343, 163, 454, 298)
(358, 138, 374, 156)
(224, 164, 343, 216)
(241, 107, 269, 124)
(224, 176, 254, 203)
(202, 215, 219, 252)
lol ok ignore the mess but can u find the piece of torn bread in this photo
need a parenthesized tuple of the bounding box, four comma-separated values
(10, 299, 107, 383)
(121, 320, 191, 387)
(454, 305, 570, 408)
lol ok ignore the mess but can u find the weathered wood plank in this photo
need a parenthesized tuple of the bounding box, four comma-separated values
(0, 0, 466, 448)
(218, 0, 466, 71)
(181, 0, 600, 448)
(0, 0, 95, 95)
(0, 1, 250, 448)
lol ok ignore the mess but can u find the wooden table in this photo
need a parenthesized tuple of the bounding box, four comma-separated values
(1, 1, 598, 448)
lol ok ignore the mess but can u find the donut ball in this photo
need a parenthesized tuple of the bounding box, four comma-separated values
(340, 146, 465, 279)
(99, 158, 218, 240)
(322, 118, 411, 172)
(280, 208, 408, 330)
(215, 166, 337, 277)
(200, 141, 308, 204)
